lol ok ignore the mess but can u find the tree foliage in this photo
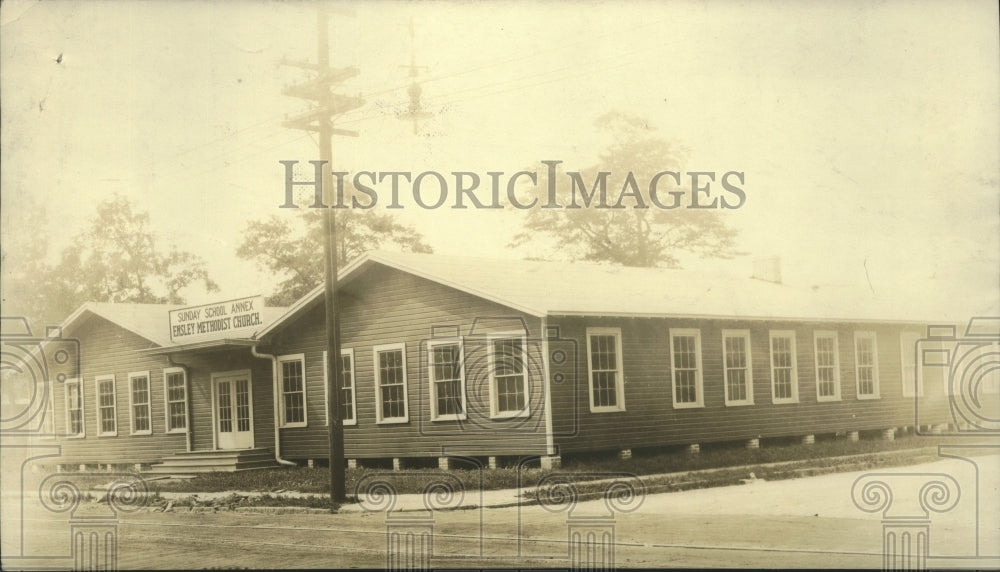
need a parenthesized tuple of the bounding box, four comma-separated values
(511, 112, 740, 267)
(237, 208, 433, 306)
(55, 195, 218, 307)
(0, 196, 58, 329)
(1, 194, 219, 329)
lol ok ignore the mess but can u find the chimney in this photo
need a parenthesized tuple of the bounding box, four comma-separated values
(752, 256, 782, 284)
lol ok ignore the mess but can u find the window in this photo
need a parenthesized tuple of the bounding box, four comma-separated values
(374, 344, 408, 423)
(814, 332, 841, 401)
(324, 349, 357, 426)
(429, 340, 466, 420)
(855, 332, 880, 399)
(669, 329, 704, 408)
(164, 367, 188, 433)
(586, 328, 625, 412)
(65, 378, 84, 438)
(769, 331, 798, 404)
(278, 354, 307, 427)
(129, 372, 151, 434)
(722, 330, 753, 406)
(899, 332, 922, 397)
(489, 334, 530, 418)
(95, 375, 116, 436)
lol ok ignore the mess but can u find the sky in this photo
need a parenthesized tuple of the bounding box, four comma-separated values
(2, 0, 998, 322)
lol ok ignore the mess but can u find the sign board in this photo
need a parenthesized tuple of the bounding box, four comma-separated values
(168, 295, 265, 342)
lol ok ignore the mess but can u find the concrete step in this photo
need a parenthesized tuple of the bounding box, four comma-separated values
(146, 449, 280, 475)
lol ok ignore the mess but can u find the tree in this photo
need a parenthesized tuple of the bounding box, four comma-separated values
(0, 195, 60, 329)
(237, 208, 433, 306)
(1, 194, 219, 330)
(49, 195, 219, 315)
(510, 112, 740, 267)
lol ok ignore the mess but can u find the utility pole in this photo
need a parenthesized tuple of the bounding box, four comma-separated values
(281, 6, 363, 505)
(398, 17, 432, 134)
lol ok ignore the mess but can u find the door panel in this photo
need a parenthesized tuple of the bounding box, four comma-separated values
(215, 373, 253, 449)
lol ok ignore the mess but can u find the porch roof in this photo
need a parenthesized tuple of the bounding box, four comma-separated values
(137, 338, 258, 355)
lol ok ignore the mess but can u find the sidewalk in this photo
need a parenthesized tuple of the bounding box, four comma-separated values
(142, 445, 954, 513)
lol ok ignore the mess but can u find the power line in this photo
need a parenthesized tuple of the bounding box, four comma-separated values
(162, 10, 672, 163)
(152, 12, 678, 185)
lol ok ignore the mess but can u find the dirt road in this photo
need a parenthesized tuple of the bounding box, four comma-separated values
(3, 454, 997, 569)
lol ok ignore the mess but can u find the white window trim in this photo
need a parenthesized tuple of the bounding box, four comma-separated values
(585, 327, 626, 413)
(722, 329, 754, 406)
(95, 374, 117, 437)
(487, 332, 531, 419)
(814, 332, 841, 402)
(323, 349, 358, 426)
(669, 328, 704, 409)
(769, 330, 799, 404)
(277, 353, 308, 428)
(128, 371, 152, 435)
(428, 338, 468, 421)
(64, 378, 85, 439)
(854, 331, 881, 400)
(899, 332, 923, 398)
(163, 367, 189, 434)
(373, 343, 409, 424)
(209, 369, 256, 450)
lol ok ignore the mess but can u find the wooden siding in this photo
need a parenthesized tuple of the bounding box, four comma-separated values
(172, 348, 275, 454)
(550, 317, 955, 454)
(46, 270, 982, 466)
(47, 316, 275, 465)
(46, 316, 186, 464)
(263, 265, 549, 459)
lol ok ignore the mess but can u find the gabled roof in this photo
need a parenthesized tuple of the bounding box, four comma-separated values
(61, 302, 183, 347)
(61, 301, 288, 349)
(257, 251, 946, 339)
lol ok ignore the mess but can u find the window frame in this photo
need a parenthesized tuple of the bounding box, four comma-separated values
(277, 354, 308, 428)
(163, 367, 189, 434)
(428, 338, 468, 421)
(813, 331, 842, 402)
(373, 343, 409, 424)
(585, 327, 626, 413)
(323, 349, 357, 426)
(95, 374, 117, 437)
(487, 332, 531, 419)
(669, 328, 704, 409)
(768, 330, 799, 404)
(722, 329, 754, 406)
(128, 371, 152, 435)
(854, 331, 881, 400)
(64, 377, 85, 438)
